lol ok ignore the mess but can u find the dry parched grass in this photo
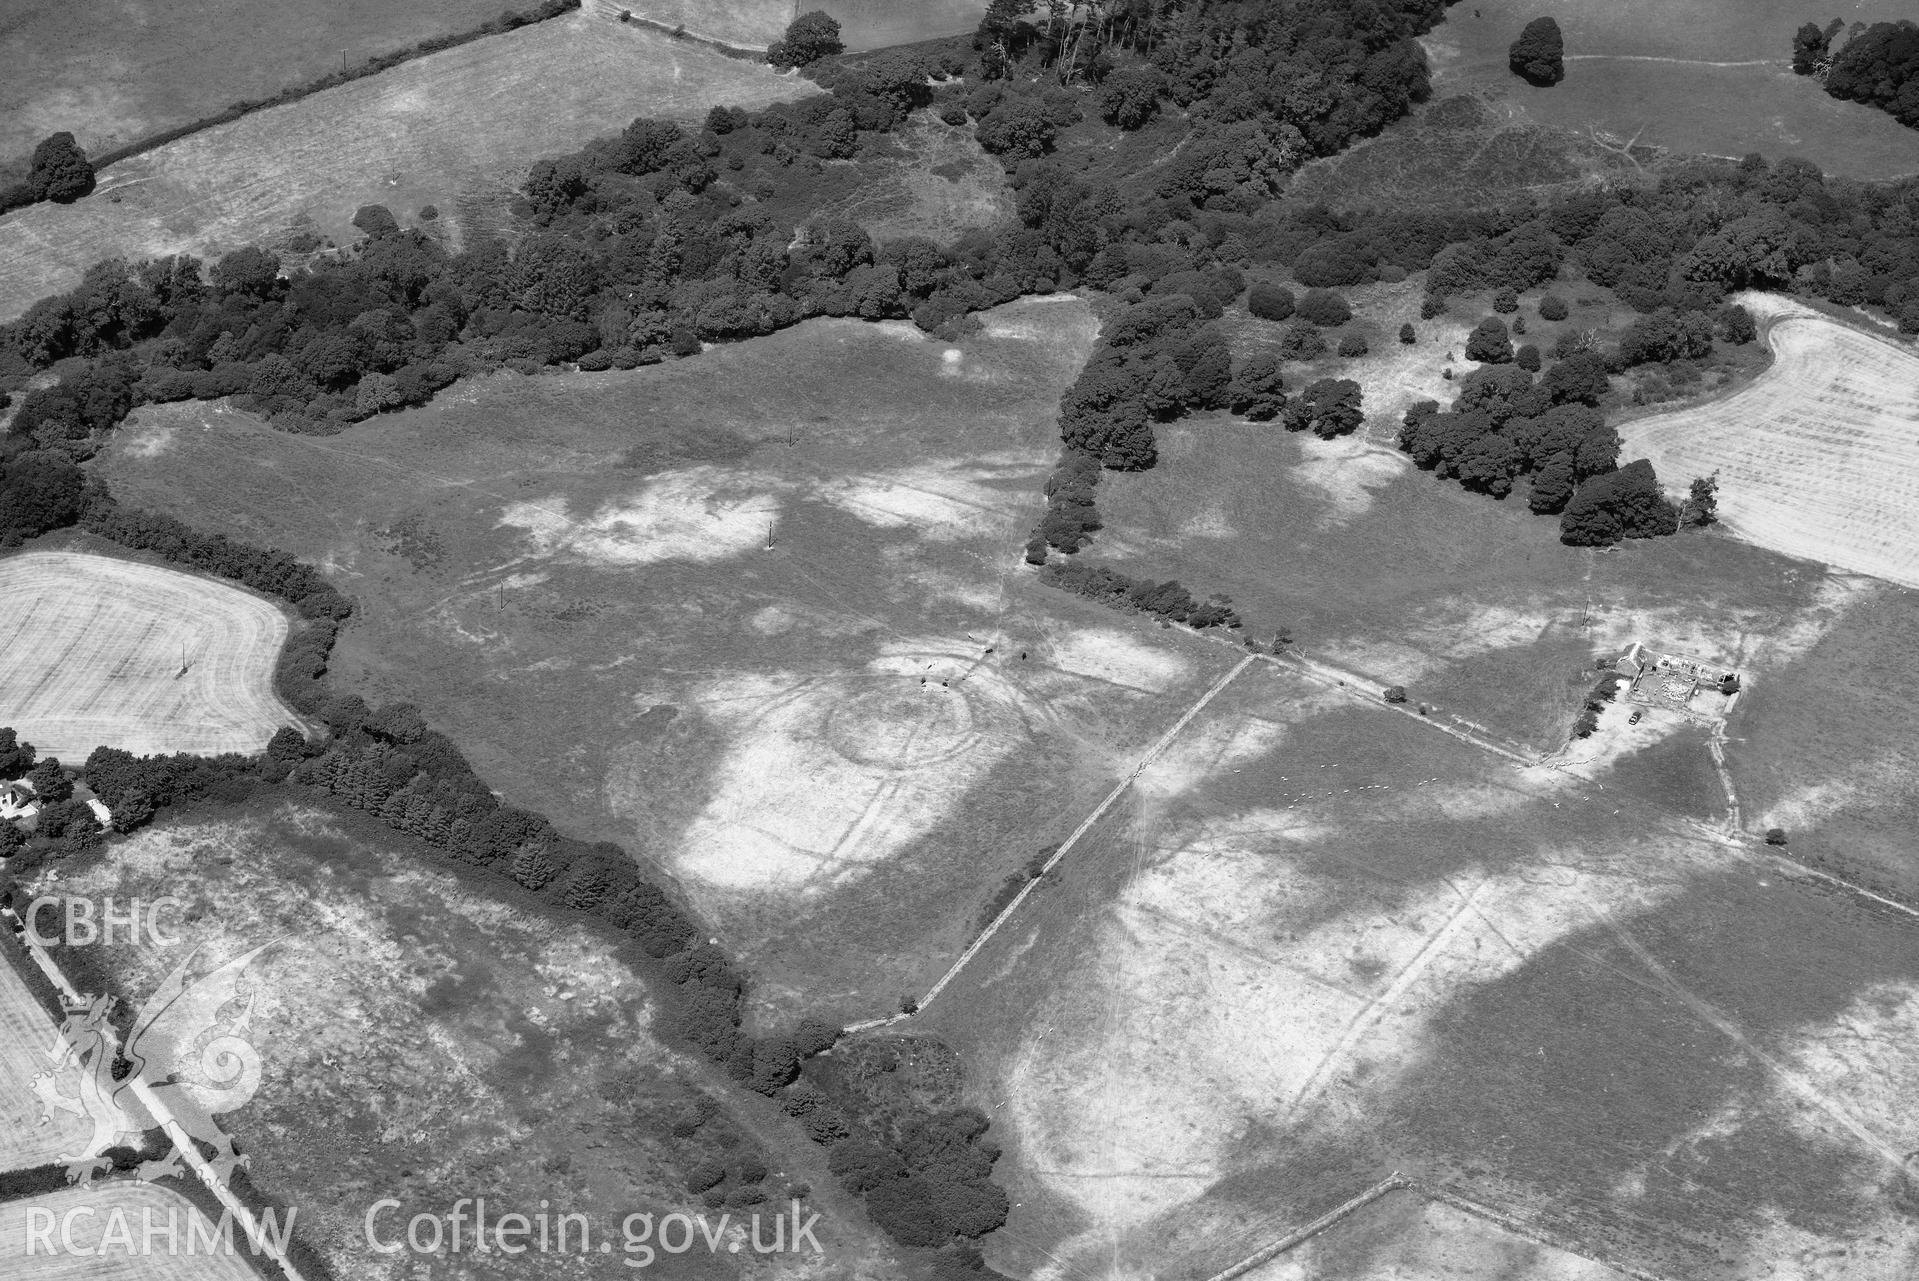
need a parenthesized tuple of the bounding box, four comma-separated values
(0, 14, 809, 321)
(0, 1182, 268, 1279)
(0, 551, 296, 762)
(1619, 293, 1919, 590)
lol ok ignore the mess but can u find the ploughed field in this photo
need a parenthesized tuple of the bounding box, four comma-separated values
(1620, 293, 1919, 591)
(0, 1183, 267, 1281)
(0, 550, 296, 761)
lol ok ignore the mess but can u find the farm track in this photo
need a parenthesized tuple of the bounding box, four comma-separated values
(844, 653, 1258, 1032)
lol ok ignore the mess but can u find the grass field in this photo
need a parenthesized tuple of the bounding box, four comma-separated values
(0, 942, 92, 1177)
(1239, 1190, 1633, 1280)
(0, 550, 296, 762)
(32, 797, 907, 1280)
(1727, 578, 1919, 895)
(1619, 293, 1919, 591)
(0, 0, 504, 173)
(916, 663, 1919, 1281)
(93, 298, 1253, 1024)
(1419, 0, 1919, 180)
(0, 13, 809, 321)
(0, 1183, 266, 1279)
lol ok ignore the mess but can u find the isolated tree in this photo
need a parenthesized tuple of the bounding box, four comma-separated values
(1464, 316, 1513, 363)
(1681, 473, 1719, 527)
(1491, 288, 1520, 314)
(1383, 685, 1408, 703)
(1509, 17, 1566, 86)
(1515, 343, 1542, 371)
(769, 10, 843, 68)
(1764, 826, 1788, 846)
(1538, 293, 1569, 321)
(27, 132, 95, 204)
(1399, 322, 1416, 344)
(1337, 331, 1369, 357)
(1247, 282, 1295, 321)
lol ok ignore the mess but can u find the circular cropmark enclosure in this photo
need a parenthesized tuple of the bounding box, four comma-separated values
(824, 681, 979, 769)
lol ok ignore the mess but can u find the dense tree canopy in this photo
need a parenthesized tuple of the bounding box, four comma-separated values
(1820, 20, 1919, 128)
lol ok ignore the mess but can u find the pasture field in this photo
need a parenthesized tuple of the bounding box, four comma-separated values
(0, 1183, 265, 1280)
(94, 299, 1250, 1024)
(0, 13, 808, 321)
(916, 663, 1919, 1281)
(1238, 1191, 1633, 1280)
(32, 798, 905, 1280)
(0, 0, 503, 171)
(0, 550, 296, 762)
(1727, 577, 1919, 896)
(1419, 0, 1919, 180)
(0, 941, 92, 1176)
(1620, 293, 1919, 590)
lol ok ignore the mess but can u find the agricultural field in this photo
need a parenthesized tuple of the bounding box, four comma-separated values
(1727, 578, 1919, 896)
(0, 550, 296, 762)
(93, 298, 1250, 1025)
(0, 945, 92, 1177)
(0, 1182, 266, 1280)
(1619, 293, 1919, 591)
(914, 662, 1919, 1281)
(0, 12, 809, 321)
(0, 0, 504, 172)
(1419, 0, 1919, 180)
(29, 797, 906, 1279)
(621, 0, 987, 51)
